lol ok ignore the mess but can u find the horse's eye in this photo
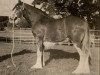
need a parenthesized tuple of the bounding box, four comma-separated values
(16, 6, 19, 9)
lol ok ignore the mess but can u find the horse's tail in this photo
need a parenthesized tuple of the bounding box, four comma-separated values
(82, 23, 91, 58)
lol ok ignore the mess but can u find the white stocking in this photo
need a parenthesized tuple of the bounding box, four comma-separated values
(31, 48, 42, 69)
(72, 44, 90, 74)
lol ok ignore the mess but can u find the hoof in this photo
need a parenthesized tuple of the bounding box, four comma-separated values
(72, 69, 82, 74)
(72, 69, 90, 74)
(43, 62, 45, 67)
(31, 65, 42, 69)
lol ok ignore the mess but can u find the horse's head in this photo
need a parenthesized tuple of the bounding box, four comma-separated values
(9, 0, 26, 25)
(9, 0, 48, 27)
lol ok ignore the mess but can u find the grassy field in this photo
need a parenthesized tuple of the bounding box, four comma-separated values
(0, 42, 99, 75)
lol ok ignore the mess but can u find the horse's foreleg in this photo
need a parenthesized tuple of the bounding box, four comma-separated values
(42, 49, 45, 66)
(31, 47, 42, 69)
(31, 40, 44, 69)
(72, 44, 90, 74)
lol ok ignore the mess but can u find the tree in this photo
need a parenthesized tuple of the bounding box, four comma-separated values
(32, 0, 100, 29)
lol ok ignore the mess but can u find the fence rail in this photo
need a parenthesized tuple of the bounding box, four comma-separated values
(90, 29, 100, 47)
(0, 28, 100, 47)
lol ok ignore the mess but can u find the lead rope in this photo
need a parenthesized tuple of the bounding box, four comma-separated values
(11, 19, 16, 67)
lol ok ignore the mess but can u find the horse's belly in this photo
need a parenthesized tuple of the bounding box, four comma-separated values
(43, 42, 56, 49)
(43, 38, 69, 49)
(45, 27, 66, 42)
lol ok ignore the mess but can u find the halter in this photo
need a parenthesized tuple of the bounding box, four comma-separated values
(21, 3, 32, 25)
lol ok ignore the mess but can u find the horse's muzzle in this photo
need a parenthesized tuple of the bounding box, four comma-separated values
(9, 16, 17, 23)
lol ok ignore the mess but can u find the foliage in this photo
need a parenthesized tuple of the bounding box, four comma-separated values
(32, 0, 100, 29)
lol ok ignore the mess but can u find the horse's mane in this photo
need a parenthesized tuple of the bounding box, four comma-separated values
(24, 3, 49, 17)
(13, 2, 53, 20)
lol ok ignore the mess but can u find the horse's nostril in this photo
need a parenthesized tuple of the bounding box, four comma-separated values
(14, 17, 17, 21)
(9, 17, 12, 21)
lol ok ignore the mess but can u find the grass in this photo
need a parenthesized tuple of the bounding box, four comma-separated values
(0, 42, 99, 75)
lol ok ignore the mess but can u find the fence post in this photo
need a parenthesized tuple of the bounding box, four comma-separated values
(20, 28, 21, 44)
(6, 35, 7, 43)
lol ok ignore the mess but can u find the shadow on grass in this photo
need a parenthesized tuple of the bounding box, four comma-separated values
(0, 49, 80, 66)
(0, 49, 35, 62)
(45, 49, 79, 65)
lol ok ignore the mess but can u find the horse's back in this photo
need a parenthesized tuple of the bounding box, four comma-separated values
(65, 16, 87, 27)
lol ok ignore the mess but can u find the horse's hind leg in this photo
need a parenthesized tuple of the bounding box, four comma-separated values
(42, 49, 45, 66)
(72, 43, 90, 74)
(31, 38, 44, 69)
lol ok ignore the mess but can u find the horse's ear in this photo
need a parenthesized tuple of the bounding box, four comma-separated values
(22, 3, 25, 10)
(18, 0, 22, 3)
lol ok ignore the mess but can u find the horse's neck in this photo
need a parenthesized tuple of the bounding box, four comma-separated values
(25, 4, 47, 25)
(26, 5, 42, 25)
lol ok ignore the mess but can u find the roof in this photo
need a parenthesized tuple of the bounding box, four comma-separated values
(0, 16, 8, 22)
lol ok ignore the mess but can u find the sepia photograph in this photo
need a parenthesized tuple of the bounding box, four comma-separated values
(0, 0, 100, 75)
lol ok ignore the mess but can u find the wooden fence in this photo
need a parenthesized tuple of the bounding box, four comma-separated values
(13, 28, 34, 44)
(0, 28, 100, 47)
(90, 29, 100, 47)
